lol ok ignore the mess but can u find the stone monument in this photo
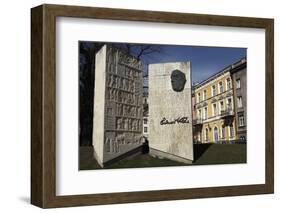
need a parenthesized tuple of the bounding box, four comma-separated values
(93, 45, 143, 167)
(148, 62, 193, 163)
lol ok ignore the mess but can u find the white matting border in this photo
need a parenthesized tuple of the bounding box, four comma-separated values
(56, 17, 265, 195)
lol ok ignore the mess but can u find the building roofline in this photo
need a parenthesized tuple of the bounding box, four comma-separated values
(193, 57, 247, 90)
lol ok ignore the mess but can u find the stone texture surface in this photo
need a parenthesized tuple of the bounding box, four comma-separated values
(148, 62, 193, 162)
(93, 45, 143, 167)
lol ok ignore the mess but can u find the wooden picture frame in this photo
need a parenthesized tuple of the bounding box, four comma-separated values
(31, 4, 274, 208)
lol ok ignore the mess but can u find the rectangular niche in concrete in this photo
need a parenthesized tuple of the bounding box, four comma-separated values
(148, 62, 193, 163)
(92, 45, 143, 167)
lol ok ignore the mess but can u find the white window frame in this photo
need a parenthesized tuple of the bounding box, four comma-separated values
(203, 90, 207, 100)
(236, 78, 241, 89)
(212, 103, 217, 116)
(227, 98, 232, 110)
(226, 78, 231, 91)
(212, 85, 216, 97)
(198, 109, 201, 119)
(238, 114, 245, 127)
(205, 128, 209, 142)
(237, 96, 243, 108)
(220, 101, 224, 114)
(229, 124, 234, 138)
(144, 126, 148, 133)
(197, 93, 201, 103)
(219, 81, 223, 94)
(204, 107, 208, 120)
(143, 118, 148, 124)
(213, 126, 219, 143)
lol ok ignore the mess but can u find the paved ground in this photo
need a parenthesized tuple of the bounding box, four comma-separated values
(79, 144, 246, 170)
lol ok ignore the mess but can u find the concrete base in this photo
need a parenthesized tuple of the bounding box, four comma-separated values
(149, 148, 193, 164)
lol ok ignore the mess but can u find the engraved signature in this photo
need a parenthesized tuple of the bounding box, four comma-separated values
(160, 117, 190, 125)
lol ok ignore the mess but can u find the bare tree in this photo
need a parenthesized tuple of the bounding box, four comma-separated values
(79, 42, 104, 146)
(113, 43, 163, 60)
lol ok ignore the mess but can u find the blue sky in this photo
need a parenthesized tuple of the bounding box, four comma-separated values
(80, 42, 246, 84)
(137, 45, 246, 84)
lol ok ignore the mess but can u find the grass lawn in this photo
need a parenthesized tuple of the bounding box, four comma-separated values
(193, 143, 246, 165)
(79, 144, 246, 170)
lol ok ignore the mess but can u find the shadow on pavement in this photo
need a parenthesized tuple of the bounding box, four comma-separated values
(193, 143, 213, 162)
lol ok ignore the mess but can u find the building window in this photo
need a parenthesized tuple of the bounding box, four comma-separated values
(198, 109, 201, 119)
(197, 93, 201, 103)
(221, 126, 225, 139)
(203, 90, 207, 100)
(220, 101, 224, 114)
(236, 79, 241, 89)
(227, 98, 232, 110)
(226, 78, 231, 90)
(214, 127, 219, 143)
(238, 114, 245, 127)
(240, 136, 246, 141)
(204, 107, 208, 119)
(144, 127, 148, 133)
(229, 124, 234, 138)
(144, 118, 147, 124)
(219, 81, 223, 94)
(212, 85, 216, 96)
(205, 128, 209, 142)
(237, 96, 243, 108)
(212, 103, 217, 116)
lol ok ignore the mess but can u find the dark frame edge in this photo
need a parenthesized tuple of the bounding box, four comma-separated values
(42, 3, 273, 28)
(265, 19, 274, 194)
(31, 5, 44, 208)
(31, 4, 57, 208)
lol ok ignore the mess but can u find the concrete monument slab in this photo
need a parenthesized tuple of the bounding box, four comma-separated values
(92, 45, 143, 167)
(148, 62, 193, 163)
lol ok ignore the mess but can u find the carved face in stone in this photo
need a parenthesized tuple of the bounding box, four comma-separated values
(170, 69, 186, 92)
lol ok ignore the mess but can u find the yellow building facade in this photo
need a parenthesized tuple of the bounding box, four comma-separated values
(193, 70, 237, 144)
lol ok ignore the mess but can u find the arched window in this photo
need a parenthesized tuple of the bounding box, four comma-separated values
(221, 126, 225, 139)
(214, 127, 219, 143)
